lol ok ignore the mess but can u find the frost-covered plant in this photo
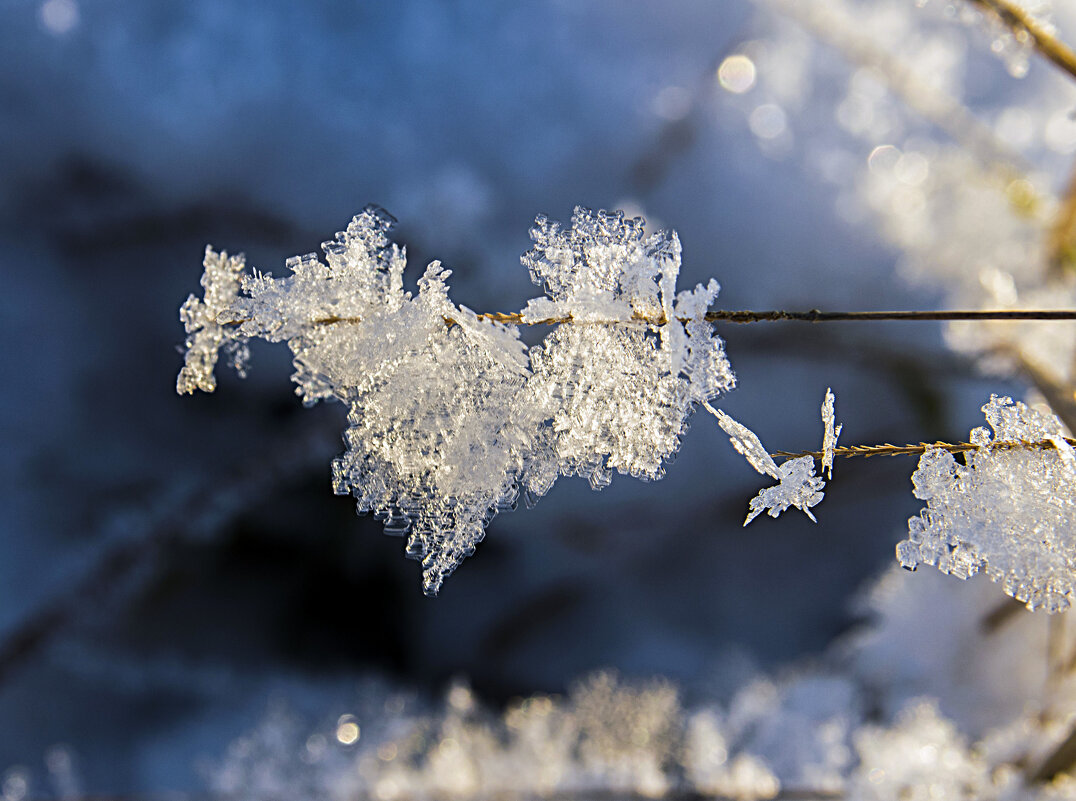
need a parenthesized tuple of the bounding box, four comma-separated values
(175, 0, 1076, 607)
(178, 206, 735, 593)
(178, 207, 1076, 609)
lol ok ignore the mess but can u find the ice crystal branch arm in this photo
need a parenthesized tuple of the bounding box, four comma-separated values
(821, 388, 840, 480)
(177, 247, 248, 394)
(704, 402, 780, 480)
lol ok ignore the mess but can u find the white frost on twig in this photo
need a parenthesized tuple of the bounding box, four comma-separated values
(705, 403, 826, 525)
(178, 206, 736, 593)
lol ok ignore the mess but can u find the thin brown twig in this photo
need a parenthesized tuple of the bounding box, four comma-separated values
(228, 308, 1076, 329)
(700, 309, 1076, 324)
(773, 437, 1076, 461)
(967, 0, 1076, 83)
(970, 0, 1076, 276)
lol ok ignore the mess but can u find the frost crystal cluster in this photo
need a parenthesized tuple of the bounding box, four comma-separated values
(709, 389, 838, 525)
(898, 395, 1076, 612)
(178, 206, 734, 593)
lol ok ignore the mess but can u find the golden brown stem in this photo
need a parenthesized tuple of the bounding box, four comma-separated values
(773, 437, 1076, 461)
(967, 0, 1076, 83)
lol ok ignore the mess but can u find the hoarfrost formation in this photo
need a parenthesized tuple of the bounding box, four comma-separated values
(178, 206, 735, 593)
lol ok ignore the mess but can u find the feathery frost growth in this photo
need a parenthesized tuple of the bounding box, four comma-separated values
(521, 209, 734, 490)
(746, 457, 827, 525)
(178, 206, 735, 593)
(897, 395, 1076, 612)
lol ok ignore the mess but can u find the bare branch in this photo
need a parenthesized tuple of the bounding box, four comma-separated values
(228, 308, 1076, 329)
(967, 0, 1076, 83)
(774, 437, 1076, 462)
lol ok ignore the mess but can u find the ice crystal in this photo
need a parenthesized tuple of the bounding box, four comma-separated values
(209, 207, 532, 594)
(203, 562, 1076, 801)
(328, 262, 536, 595)
(205, 673, 686, 801)
(178, 205, 734, 593)
(682, 712, 781, 800)
(707, 403, 780, 479)
(821, 387, 841, 480)
(897, 395, 1076, 612)
(225, 206, 414, 405)
(745, 456, 826, 525)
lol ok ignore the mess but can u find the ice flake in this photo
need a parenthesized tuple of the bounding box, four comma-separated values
(705, 403, 780, 479)
(178, 207, 536, 594)
(745, 456, 826, 525)
(526, 323, 685, 488)
(177, 246, 248, 394)
(897, 395, 1076, 612)
(821, 388, 842, 480)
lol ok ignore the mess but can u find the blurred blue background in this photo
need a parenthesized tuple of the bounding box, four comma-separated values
(0, 0, 1005, 793)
